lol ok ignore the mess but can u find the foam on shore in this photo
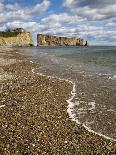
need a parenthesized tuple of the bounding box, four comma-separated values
(31, 65, 116, 142)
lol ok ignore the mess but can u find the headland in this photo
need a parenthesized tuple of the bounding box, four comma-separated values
(0, 28, 33, 47)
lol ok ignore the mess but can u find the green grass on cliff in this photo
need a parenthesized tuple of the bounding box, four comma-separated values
(0, 32, 20, 37)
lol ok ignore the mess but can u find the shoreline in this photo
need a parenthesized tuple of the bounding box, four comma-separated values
(0, 47, 116, 154)
(32, 67, 116, 142)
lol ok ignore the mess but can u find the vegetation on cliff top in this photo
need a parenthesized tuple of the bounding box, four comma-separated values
(0, 28, 26, 38)
(0, 32, 20, 37)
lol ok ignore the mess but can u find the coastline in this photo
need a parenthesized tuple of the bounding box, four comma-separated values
(32, 69, 116, 142)
(0, 47, 116, 154)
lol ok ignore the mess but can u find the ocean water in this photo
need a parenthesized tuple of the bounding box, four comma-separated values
(19, 46, 116, 141)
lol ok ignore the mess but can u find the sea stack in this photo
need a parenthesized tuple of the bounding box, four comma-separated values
(84, 41, 88, 46)
(37, 34, 87, 46)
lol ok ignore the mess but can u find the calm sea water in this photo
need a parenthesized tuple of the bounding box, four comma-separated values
(19, 46, 116, 140)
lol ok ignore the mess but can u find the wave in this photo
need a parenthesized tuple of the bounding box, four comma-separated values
(31, 61, 116, 142)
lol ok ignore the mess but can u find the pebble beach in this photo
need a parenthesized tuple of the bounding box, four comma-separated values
(0, 47, 116, 155)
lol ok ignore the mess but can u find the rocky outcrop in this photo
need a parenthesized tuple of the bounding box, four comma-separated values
(84, 41, 88, 46)
(37, 34, 87, 46)
(0, 32, 33, 46)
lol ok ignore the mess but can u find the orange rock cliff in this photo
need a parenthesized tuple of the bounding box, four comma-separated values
(0, 32, 33, 46)
(37, 34, 88, 46)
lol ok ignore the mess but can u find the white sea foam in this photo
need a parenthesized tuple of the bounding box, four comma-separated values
(32, 67, 116, 142)
(109, 75, 116, 80)
(113, 75, 116, 79)
(98, 73, 111, 76)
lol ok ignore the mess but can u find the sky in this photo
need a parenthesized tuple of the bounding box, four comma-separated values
(0, 0, 116, 45)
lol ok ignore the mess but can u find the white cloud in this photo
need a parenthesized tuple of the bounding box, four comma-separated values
(63, 0, 116, 20)
(63, 0, 76, 8)
(0, 0, 50, 24)
(42, 13, 86, 24)
(0, 2, 4, 12)
(0, 0, 115, 45)
(1, 11, 116, 45)
(31, 0, 50, 15)
(62, 0, 116, 45)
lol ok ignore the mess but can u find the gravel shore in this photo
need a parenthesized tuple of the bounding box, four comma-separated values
(0, 47, 116, 155)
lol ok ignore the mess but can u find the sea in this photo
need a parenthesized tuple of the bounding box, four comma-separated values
(18, 46, 116, 141)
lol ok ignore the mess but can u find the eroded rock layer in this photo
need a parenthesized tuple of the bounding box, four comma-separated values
(0, 32, 33, 46)
(37, 34, 87, 46)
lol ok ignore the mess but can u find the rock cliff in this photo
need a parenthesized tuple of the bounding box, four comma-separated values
(37, 34, 87, 46)
(0, 32, 33, 46)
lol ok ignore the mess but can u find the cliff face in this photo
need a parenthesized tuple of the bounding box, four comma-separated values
(37, 34, 87, 46)
(0, 32, 33, 46)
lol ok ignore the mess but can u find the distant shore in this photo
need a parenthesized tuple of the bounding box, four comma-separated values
(0, 46, 115, 154)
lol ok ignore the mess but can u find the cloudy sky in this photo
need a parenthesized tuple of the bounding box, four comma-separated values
(0, 0, 116, 45)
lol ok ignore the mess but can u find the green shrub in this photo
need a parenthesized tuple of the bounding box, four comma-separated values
(0, 32, 19, 37)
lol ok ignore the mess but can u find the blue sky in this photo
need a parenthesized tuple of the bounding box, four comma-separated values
(0, 0, 116, 45)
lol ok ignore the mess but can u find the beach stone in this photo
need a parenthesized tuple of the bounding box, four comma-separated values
(0, 47, 116, 155)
